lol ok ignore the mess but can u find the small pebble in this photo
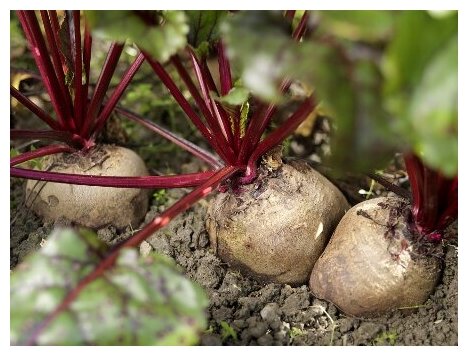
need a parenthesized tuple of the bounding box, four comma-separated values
(139, 241, 152, 257)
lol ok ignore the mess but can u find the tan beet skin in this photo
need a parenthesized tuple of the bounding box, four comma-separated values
(310, 197, 442, 317)
(25, 145, 149, 229)
(207, 160, 349, 285)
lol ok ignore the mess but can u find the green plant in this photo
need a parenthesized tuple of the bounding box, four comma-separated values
(11, 228, 208, 345)
(153, 189, 168, 205)
(289, 326, 305, 340)
(219, 321, 238, 342)
(373, 331, 398, 346)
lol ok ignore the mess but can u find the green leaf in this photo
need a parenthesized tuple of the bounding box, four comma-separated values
(186, 11, 227, 49)
(219, 321, 237, 342)
(284, 41, 395, 173)
(11, 228, 208, 345)
(317, 10, 395, 42)
(222, 11, 292, 102)
(382, 11, 457, 99)
(85, 11, 188, 62)
(382, 11, 458, 176)
(405, 35, 458, 176)
(218, 86, 250, 106)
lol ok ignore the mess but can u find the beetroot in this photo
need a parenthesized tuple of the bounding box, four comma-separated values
(25, 145, 149, 229)
(310, 197, 442, 317)
(207, 158, 349, 285)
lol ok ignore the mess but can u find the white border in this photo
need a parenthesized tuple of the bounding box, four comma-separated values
(2, 1, 465, 355)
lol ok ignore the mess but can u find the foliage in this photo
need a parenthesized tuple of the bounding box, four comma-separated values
(222, 10, 458, 176)
(153, 189, 168, 205)
(317, 10, 395, 42)
(222, 11, 292, 102)
(186, 10, 227, 51)
(222, 11, 394, 173)
(373, 330, 398, 346)
(10, 11, 215, 190)
(383, 11, 457, 176)
(139, 11, 315, 184)
(86, 11, 189, 62)
(219, 321, 238, 342)
(11, 229, 208, 345)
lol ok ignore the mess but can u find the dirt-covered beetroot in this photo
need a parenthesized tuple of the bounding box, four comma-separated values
(25, 145, 149, 229)
(309, 197, 442, 317)
(206, 159, 349, 285)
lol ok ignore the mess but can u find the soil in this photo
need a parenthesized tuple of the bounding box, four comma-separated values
(10, 176, 458, 346)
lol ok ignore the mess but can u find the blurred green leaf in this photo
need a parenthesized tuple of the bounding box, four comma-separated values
(223, 10, 457, 175)
(318, 10, 395, 42)
(383, 11, 458, 176)
(289, 42, 394, 173)
(11, 228, 208, 345)
(186, 11, 227, 50)
(218, 86, 250, 106)
(404, 35, 457, 176)
(222, 11, 395, 172)
(382, 11, 457, 99)
(85, 11, 188, 62)
(222, 11, 292, 102)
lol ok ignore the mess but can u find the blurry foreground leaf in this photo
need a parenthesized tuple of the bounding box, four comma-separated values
(404, 36, 457, 176)
(317, 10, 395, 42)
(223, 11, 394, 173)
(291, 42, 394, 173)
(222, 11, 292, 102)
(86, 10, 188, 62)
(11, 228, 208, 345)
(186, 10, 227, 50)
(383, 11, 457, 98)
(218, 86, 250, 106)
(383, 11, 458, 176)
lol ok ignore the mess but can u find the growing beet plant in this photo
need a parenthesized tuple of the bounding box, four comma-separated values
(309, 10, 458, 317)
(9, 10, 232, 345)
(10, 10, 216, 229)
(139, 11, 348, 285)
(11, 10, 349, 344)
(310, 157, 458, 317)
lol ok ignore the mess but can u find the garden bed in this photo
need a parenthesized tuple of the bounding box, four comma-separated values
(10, 176, 458, 346)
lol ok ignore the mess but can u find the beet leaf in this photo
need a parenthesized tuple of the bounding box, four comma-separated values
(11, 228, 208, 345)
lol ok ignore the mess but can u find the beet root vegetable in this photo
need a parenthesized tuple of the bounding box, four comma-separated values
(206, 159, 349, 285)
(25, 145, 149, 229)
(309, 197, 442, 317)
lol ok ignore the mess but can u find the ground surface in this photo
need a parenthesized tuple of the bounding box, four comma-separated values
(10, 176, 458, 346)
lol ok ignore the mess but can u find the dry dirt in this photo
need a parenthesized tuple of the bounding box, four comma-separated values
(10, 177, 458, 346)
